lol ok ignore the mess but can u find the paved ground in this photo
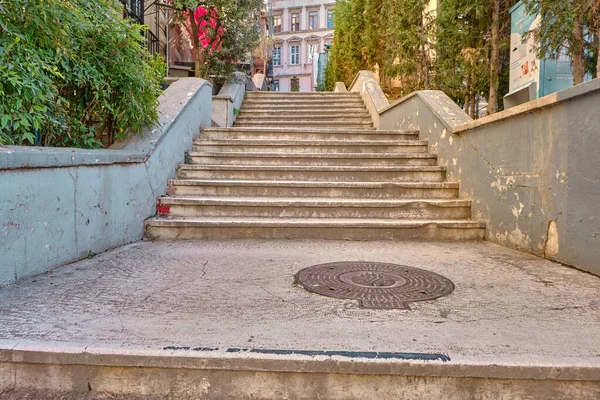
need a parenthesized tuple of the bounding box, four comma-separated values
(1, 239, 599, 367)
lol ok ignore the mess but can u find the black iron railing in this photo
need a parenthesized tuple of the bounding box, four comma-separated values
(120, 0, 167, 58)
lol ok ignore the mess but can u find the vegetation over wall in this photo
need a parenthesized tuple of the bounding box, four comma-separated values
(325, 0, 599, 117)
(0, 0, 165, 148)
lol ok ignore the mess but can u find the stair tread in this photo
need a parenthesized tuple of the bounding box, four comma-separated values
(146, 216, 486, 228)
(178, 164, 445, 171)
(169, 179, 459, 188)
(193, 139, 427, 146)
(203, 127, 416, 133)
(189, 152, 436, 159)
(158, 196, 470, 207)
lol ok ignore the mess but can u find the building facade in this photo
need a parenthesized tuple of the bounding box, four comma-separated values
(270, 0, 335, 92)
(120, 0, 170, 60)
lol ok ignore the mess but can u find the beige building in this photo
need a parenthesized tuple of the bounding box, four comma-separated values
(270, 0, 335, 91)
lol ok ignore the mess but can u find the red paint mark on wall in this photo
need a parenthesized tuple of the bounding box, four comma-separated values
(156, 199, 171, 216)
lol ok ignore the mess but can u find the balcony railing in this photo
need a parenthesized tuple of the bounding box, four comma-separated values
(120, 0, 167, 58)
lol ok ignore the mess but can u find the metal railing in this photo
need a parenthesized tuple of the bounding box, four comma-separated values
(120, 0, 167, 58)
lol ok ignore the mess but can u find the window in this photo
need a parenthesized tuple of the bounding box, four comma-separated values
(272, 80, 280, 91)
(327, 10, 334, 29)
(273, 15, 282, 33)
(291, 12, 300, 31)
(308, 11, 318, 30)
(290, 45, 300, 65)
(273, 47, 281, 66)
(291, 77, 300, 92)
(307, 43, 317, 64)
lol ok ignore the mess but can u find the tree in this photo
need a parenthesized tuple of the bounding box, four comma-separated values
(434, 0, 514, 116)
(488, 0, 501, 114)
(523, 0, 598, 85)
(172, 0, 262, 79)
(381, 0, 434, 94)
(324, 0, 367, 88)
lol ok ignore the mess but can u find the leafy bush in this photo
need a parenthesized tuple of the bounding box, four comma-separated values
(0, 0, 165, 148)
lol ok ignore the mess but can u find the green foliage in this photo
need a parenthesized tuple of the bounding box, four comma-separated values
(327, 0, 516, 116)
(0, 0, 165, 148)
(326, 0, 367, 87)
(381, 0, 434, 94)
(522, 0, 598, 82)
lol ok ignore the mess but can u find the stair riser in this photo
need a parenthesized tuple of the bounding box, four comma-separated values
(193, 144, 428, 154)
(177, 169, 446, 182)
(245, 98, 363, 100)
(145, 225, 485, 241)
(238, 112, 371, 118)
(236, 117, 372, 123)
(202, 132, 416, 141)
(188, 156, 437, 167)
(162, 204, 472, 219)
(168, 184, 459, 199)
(245, 94, 361, 98)
(241, 102, 365, 107)
(240, 107, 368, 112)
(234, 123, 373, 129)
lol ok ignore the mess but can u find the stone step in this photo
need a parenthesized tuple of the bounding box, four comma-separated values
(156, 196, 472, 219)
(201, 127, 419, 141)
(145, 216, 485, 240)
(167, 179, 460, 199)
(246, 92, 360, 97)
(240, 105, 368, 112)
(238, 110, 371, 118)
(242, 99, 365, 106)
(234, 121, 374, 129)
(235, 116, 371, 123)
(192, 139, 428, 154)
(187, 152, 437, 166)
(176, 164, 446, 182)
(3, 344, 597, 399)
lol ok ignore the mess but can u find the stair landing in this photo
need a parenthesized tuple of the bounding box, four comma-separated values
(1, 239, 599, 398)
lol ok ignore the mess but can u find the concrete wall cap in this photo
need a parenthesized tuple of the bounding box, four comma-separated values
(453, 78, 600, 134)
(380, 91, 472, 132)
(0, 78, 212, 170)
(334, 82, 348, 92)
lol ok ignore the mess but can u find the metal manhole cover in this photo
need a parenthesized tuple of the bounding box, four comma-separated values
(295, 261, 454, 310)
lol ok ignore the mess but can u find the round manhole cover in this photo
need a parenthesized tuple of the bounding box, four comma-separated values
(295, 261, 454, 310)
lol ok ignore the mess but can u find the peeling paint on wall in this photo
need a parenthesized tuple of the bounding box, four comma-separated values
(545, 220, 559, 258)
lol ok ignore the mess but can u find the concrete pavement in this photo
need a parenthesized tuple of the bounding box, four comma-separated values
(1, 239, 599, 398)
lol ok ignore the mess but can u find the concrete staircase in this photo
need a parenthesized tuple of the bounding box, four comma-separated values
(145, 91, 485, 240)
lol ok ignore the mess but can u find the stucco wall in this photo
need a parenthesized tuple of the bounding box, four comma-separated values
(378, 79, 600, 275)
(0, 78, 212, 286)
(212, 80, 246, 127)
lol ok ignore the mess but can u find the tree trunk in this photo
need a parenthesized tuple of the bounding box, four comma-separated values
(464, 75, 471, 113)
(488, 0, 500, 114)
(419, 10, 430, 90)
(572, 12, 585, 85)
(470, 93, 476, 119)
(188, 10, 204, 78)
(193, 46, 205, 78)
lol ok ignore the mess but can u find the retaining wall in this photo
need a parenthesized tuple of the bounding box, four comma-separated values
(0, 78, 212, 285)
(368, 75, 599, 275)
